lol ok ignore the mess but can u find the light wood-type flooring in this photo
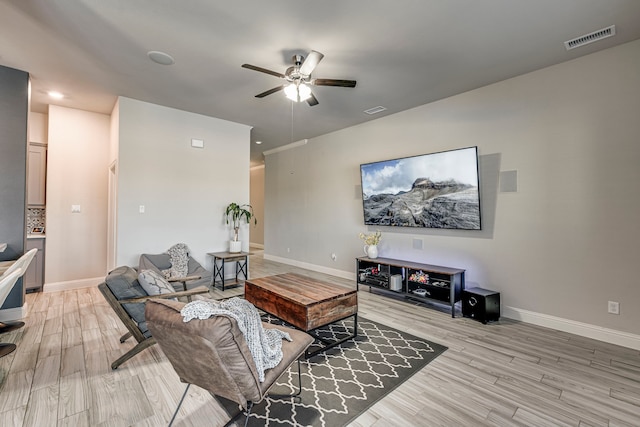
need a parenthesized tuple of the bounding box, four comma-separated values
(1, 253, 639, 426)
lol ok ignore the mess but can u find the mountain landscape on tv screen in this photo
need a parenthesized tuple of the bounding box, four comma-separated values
(363, 177, 481, 229)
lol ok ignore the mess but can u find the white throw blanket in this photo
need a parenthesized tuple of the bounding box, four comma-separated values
(163, 243, 189, 278)
(181, 298, 292, 382)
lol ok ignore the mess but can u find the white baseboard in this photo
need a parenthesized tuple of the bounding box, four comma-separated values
(43, 276, 103, 293)
(0, 302, 28, 322)
(263, 254, 355, 281)
(503, 306, 640, 351)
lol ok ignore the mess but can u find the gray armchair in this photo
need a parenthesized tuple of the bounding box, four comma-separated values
(139, 252, 212, 290)
(98, 266, 210, 369)
(146, 299, 314, 426)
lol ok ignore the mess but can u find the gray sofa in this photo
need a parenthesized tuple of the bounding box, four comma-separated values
(139, 253, 212, 290)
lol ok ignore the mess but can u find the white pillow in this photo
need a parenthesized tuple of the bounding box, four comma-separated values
(138, 269, 176, 296)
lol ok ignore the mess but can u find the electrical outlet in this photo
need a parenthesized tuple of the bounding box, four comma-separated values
(287, 248, 290, 253)
(331, 253, 337, 261)
(608, 301, 620, 315)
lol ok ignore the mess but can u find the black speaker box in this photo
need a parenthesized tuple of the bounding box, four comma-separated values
(462, 287, 500, 324)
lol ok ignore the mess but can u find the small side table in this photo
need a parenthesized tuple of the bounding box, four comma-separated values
(208, 251, 251, 290)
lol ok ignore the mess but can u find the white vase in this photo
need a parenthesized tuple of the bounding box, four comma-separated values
(229, 240, 242, 253)
(364, 244, 378, 259)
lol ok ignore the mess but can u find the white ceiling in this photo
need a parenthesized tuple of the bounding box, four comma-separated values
(2, 1, 640, 165)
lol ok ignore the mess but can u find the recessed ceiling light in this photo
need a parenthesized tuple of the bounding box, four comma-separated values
(255, 141, 263, 145)
(48, 91, 64, 99)
(147, 50, 175, 65)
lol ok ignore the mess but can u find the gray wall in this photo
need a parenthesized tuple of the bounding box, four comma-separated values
(115, 97, 252, 269)
(0, 65, 28, 309)
(45, 106, 110, 286)
(264, 40, 640, 340)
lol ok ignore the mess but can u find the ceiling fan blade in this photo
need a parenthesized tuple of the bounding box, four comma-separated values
(306, 92, 319, 106)
(255, 85, 285, 98)
(298, 50, 324, 76)
(242, 64, 285, 79)
(313, 78, 357, 88)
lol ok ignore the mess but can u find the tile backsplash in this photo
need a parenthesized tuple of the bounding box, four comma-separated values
(27, 208, 46, 233)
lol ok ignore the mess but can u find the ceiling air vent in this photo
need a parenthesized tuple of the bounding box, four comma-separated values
(564, 25, 615, 50)
(364, 106, 387, 115)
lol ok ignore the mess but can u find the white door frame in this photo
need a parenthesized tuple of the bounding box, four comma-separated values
(107, 160, 118, 272)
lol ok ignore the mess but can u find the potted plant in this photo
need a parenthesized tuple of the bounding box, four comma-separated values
(225, 202, 257, 253)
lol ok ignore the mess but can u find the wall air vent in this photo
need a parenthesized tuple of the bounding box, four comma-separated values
(364, 106, 387, 115)
(564, 25, 615, 50)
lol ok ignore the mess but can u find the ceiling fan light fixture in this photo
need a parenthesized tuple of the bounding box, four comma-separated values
(244, 50, 355, 106)
(298, 83, 312, 101)
(284, 83, 312, 102)
(284, 83, 298, 101)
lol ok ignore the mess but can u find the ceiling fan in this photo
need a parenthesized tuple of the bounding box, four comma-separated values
(241, 50, 357, 106)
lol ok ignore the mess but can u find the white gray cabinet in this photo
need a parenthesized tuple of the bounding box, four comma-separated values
(25, 238, 45, 291)
(27, 144, 47, 206)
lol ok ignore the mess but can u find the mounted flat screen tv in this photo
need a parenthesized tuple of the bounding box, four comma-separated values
(360, 146, 481, 230)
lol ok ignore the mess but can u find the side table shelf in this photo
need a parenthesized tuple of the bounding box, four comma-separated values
(356, 256, 465, 317)
(208, 251, 251, 290)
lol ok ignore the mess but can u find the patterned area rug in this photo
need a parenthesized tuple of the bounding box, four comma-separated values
(218, 316, 447, 427)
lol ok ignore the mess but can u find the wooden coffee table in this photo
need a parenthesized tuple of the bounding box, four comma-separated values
(244, 273, 358, 358)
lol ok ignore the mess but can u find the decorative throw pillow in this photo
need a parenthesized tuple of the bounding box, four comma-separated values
(138, 269, 176, 296)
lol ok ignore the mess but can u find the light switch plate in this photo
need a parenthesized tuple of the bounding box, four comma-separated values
(71, 204, 81, 213)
